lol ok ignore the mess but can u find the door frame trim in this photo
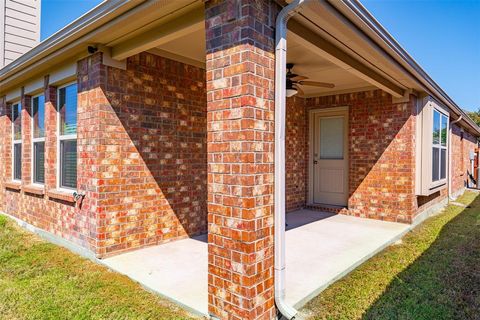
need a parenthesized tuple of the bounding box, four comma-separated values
(308, 106, 349, 205)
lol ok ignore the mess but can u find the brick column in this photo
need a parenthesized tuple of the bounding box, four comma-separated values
(77, 52, 106, 256)
(0, 96, 7, 211)
(205, 1, 278, 319)
(1, 99, 12, 184)
(44, 76, 58, 191)
(21, 89, 32, 184)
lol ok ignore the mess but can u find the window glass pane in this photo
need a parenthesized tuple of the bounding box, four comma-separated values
(319, 116, 344, 159)
(33, 95, 45, 138)
(432, 110, 440, 145)
(59, 84, 77, 135)
(432, 147, 439, 182)
(441, 115, 448, 147)
(34, 142, 45, 184)
(14, 143, 22, 180)
(440, 149, 446, 180)
(12, 103, 21, 140)
(61, 140, 77, 189)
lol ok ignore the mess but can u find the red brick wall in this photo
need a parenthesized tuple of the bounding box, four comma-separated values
(451, 123, 478, 194)
(285, 90, 416, 223)
(414, 122, 478, 216)
(205, 0, 279, 318)
(0, 52, 207, 258)
(0, 97, 6, 212)
(0, 81, 96, 251)
(77, 51, 207, 257)
(285, 96, 306, 212)
(285, 90, 480, 222)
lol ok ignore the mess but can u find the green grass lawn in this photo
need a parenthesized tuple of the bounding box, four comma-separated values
(301, 191, 480, 320)
(0, 215, 196, 320)
(1, 192, 478, 320)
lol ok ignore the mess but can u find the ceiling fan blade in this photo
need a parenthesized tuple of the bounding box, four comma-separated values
(291, 75, 308, 81)
(293, 84, 305, 96)
(299, 80, 335, 88)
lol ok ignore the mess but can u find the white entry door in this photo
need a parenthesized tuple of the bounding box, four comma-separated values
(312, 109, 348, 206)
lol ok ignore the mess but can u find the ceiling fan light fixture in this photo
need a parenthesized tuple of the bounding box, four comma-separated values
(286, 77, 297, 97)
(286, 87, 298, 97)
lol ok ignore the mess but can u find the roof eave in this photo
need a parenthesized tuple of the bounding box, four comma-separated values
(334, 0, 480, 136)
(0, 0, 140, 82)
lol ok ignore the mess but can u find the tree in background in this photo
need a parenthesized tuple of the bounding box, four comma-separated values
(466, 108, 480, 126)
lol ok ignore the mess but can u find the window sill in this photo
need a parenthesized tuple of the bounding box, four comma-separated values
(5, 181, 21, 191)
(47, 189, 75, 203)
(431, 179, 447, 190)
(24, 184, 45, 196)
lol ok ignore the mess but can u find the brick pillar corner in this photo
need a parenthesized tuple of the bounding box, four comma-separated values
(21, 88, 32, 185)
(205, 0, 279, 319)
(0, 95, 7, 211)
(76, 52, 107, 257)
(44, 75, 58, 192)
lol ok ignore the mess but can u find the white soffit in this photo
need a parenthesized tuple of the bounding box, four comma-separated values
(294, 1, 415, 91)
(24, 78, 44, 96)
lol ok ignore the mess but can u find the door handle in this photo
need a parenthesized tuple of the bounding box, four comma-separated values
(313, 160, 318, 164)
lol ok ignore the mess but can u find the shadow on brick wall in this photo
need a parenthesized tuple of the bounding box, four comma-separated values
(78, 52, 207, 254)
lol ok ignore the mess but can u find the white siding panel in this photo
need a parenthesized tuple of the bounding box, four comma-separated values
(5, 24, 37, 40)
(8, 0, 39, 8)
(5, 15, 37, 32)
(5, 8, 37, 26)
(5, 49, 22, 61)
(6, 1, 37, 17)
(5, 33, 37, 48)
(1, 0, 40, 67)
(5, 41, 32, 54)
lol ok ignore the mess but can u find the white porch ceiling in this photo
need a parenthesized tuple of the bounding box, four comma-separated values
(153, 21, 372, 97)
(286, 34, 372, 97)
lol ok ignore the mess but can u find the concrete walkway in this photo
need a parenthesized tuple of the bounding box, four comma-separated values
(102, 211, 409, 316)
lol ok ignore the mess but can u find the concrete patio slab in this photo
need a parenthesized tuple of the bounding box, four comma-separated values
(101, 234, 209, 316)
(101, 211, 410, 316)
(285, 210, 410, 308)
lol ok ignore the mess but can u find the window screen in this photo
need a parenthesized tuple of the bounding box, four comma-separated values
(13, 143, 22, 181)
(60, 140, 77, 189)
(34, 142, 45, 184)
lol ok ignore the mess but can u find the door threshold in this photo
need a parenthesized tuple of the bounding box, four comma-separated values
(305, 203, 348, 214)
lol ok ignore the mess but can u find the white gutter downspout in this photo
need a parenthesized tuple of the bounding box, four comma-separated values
(448, 116, 462, 200)
(274, 1, 305, 319)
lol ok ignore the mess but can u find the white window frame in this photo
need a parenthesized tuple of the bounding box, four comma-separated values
(431, 107, 449, 188)
(56, 82, 78, 192)
(31, 94, 46, 186)
(416, 96, 450, 196)
(11, 101, 22, 182)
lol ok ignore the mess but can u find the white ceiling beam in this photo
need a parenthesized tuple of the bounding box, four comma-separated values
(289, 20, 405, 98)
(111, 8, 204, 61)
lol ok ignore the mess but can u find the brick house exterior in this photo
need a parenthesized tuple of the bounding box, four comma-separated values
(0, 1, 479, 319)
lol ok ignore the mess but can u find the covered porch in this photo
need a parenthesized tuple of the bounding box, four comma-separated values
(87, 0, 417, 318)
(102, 210, 409, 316)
